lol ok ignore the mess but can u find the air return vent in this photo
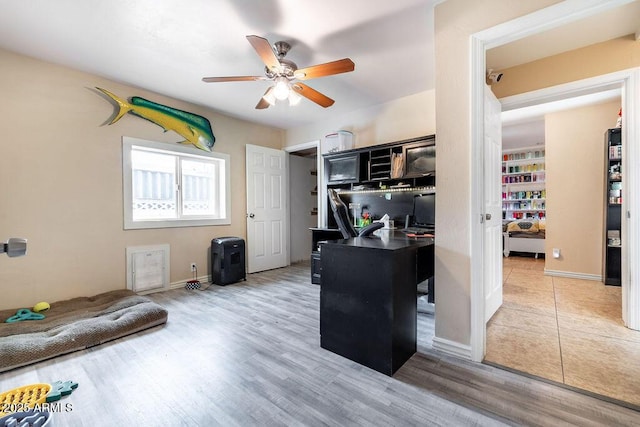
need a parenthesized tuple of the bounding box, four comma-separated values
(126, 244, 170, 294)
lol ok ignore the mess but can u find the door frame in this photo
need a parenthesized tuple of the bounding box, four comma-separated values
(284, 140, 322, 265)
(285, 139, 323, 223)
(469, 0, 639, 362)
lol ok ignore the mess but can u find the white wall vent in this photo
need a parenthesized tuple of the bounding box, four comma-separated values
(126, 244, 170, 294)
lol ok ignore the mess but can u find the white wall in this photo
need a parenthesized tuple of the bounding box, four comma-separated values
(433, 0, 561, 350)
(285, 90, 436, 149)
(0, 47, 284, 310)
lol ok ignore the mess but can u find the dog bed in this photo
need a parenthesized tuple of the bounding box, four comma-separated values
(0, 290, 168, 373)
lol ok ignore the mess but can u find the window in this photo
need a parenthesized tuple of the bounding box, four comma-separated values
(123, 136, 230, 229)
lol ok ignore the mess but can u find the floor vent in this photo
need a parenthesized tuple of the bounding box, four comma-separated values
(126, 244, 170, 294)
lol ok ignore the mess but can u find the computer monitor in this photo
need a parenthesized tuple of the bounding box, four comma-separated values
(412, 193, 435, 229)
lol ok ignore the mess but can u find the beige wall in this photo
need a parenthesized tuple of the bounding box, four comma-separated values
(545, 99, 620, 277)
(285, 90, 436, 149)
(434, 0, 561, 346)
(492, 35, 640, 99)
(0, 48, 283, 310)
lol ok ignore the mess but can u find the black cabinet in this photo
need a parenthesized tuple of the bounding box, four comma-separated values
(309, 228, 345, 285)
(325, 152, 361, 184)
(604, 128, 622, 286)
(403, 142, 436, 178)
(310, 251, 321, 285)
(320, 236, 433, 375)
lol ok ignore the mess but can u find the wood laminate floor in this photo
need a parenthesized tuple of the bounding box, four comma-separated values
(486, 255, 640, 409)
(1, 262, 639, 426)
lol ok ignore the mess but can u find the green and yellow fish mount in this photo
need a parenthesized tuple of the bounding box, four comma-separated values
(97, 87, 216, 152)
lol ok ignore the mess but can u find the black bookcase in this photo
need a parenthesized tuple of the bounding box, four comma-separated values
(604, 128, 622, 286)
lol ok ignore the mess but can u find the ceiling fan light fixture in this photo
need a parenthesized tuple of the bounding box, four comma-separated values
(288, 90, 302, 106)
(203, 36, 355, 109)
(273, 76, 290, 100)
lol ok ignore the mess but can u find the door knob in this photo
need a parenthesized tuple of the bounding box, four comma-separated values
(485, 213, 492, 220)
(248, 213, 255, 218)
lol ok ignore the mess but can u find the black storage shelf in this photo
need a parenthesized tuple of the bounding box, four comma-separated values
(322, 135, 435, 229)
(604, 128, 622, 286)
(324, 135, 435, 191)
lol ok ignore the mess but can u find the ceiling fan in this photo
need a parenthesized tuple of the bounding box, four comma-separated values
(202, 35, 355, 109)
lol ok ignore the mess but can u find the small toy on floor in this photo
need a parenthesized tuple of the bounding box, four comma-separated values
(0, 383, 51, 416)
(45, 380, 78, 403)
(32, 302, 50, 313)
(0, 409, 52, 427)
(0, 379, 77, 425)
(5, 309, 45, 323)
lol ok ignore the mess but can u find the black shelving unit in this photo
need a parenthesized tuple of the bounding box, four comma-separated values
(604, 128, 622, 286)
(322, 135, 436, 229)
(369, 147, 392, 181)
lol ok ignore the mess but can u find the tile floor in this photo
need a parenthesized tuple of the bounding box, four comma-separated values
(485, 255, 640, 407)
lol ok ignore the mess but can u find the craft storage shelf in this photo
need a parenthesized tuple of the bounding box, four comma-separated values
(604, 128, 622, 286)
(502, 147, 546, 220)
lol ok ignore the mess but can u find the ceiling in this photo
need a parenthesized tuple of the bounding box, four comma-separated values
(0, 1, 637, 131)
(0, 0, 437, 130)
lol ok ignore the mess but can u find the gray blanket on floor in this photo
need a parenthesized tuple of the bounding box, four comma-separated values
(0, 289, 168, 373)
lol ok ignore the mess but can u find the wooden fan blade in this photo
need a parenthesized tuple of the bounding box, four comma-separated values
(295, 58, 355, 80)
(291, 83, 335, 108)
(202, 76, 267, 83)
(256, 87, 274, 109)
(246, 35, 280, 71)
(255, 98, 270, 109)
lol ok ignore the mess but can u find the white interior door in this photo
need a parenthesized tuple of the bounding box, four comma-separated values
(484, 84, 503, 322)
(246, 144, 288, 273)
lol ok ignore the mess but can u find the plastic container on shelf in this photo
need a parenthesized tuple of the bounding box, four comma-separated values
(323, 131, 354, 154)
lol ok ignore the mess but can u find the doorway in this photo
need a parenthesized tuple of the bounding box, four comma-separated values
(486, 87, 640, 406)
(285, 140, 322, 265)
(471, 0, 640, 408)
(470, 0, 640, 362)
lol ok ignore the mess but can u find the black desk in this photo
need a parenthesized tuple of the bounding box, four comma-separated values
(320, 232, 434, 375)
(310, 227, 344, 252)
(309, 228, 345, 285)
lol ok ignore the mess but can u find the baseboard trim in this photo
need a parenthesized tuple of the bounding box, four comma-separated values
(432, 337, 472, 360)
(543, 269, 602, 281)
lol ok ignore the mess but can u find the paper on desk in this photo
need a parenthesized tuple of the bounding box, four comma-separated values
(375, 214, 394, 229)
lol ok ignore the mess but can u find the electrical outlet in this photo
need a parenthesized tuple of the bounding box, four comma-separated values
(190, 263, 197, 272)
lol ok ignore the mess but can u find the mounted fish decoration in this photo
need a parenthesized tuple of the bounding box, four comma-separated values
(96, 87, 215, 152)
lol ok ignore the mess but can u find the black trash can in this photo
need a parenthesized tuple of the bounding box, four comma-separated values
(211, 237, 246, 285)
